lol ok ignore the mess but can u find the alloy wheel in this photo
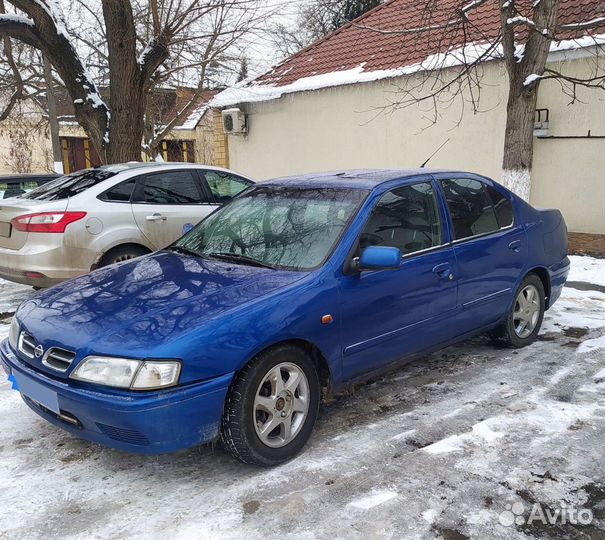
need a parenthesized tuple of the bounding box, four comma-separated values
(513, 284, 541, 338)
(253, 362, 310, 448)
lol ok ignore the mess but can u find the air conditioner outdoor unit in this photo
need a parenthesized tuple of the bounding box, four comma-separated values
(222, 108, 246, 134)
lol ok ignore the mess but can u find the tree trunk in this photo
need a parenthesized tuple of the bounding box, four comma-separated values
(101, 0, 145, 164)
(43, 55, 64, 173)
(501, 76, 540, 202)
(500, 0, 559, 202)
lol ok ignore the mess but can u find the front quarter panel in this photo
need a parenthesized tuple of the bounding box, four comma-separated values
(155, 269, 343, 387)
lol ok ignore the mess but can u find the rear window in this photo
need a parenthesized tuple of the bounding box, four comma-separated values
(99, 178, 137, 202)
(22, 170, 116, 201)
(1, 180, 41, 199)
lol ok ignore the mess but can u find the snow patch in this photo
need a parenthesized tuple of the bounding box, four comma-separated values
(424, 434, 466, 454)
(348, 489, 398, 509)
(389, 429, 416, 441)
(577, 335, 605, 354)
(507, 16, 536, 28)
(422, 508, 438, 522)
(594, 367, 605, 379)
(501, 169, 531, 201)
(541, 288, 605, 333)
(523, 73, 542, 86)
(0, 13, 35, 26)
(568, 255, 605, 286)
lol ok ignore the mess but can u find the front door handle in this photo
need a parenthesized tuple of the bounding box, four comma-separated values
(508, 240, 522, 252)
(146, 213, 167, 222)
(432, 262, 452, 279)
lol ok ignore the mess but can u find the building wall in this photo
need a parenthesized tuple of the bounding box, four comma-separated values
(226, 54, 605, 234)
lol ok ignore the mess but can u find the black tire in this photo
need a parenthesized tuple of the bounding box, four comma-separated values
(489, 273, 545, 348)
(98, 244, 149, 268)
(221, 344, 321, 466)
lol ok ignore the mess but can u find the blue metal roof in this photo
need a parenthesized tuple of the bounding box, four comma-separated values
(263, 169, 453, 190)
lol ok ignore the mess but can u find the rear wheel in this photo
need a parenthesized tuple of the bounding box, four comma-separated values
(490, 273, 545, 348)
(221, 345, 320, 466)
(98, 245, 149, 268)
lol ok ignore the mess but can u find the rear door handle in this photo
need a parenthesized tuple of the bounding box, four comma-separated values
(432, 263, 452, 279)
(508, 240, 522, 252)
(146, 213, 167, 222)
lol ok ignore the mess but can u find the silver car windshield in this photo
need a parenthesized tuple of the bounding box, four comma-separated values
(174, 186, 368, 271)
(21, 169, 117, 201)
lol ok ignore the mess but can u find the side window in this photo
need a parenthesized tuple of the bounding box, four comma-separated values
(360, 182, 443, 256)
(440, 178, 499, 240)
(99, 178, 136, 202)
(135, 171, 203, 204)
(205, 171, 251, 204)
(486, 185, 514, 228)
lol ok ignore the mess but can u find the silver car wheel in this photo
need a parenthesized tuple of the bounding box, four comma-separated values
(253, 362, 310, 448)
(513, 284, 541, 338)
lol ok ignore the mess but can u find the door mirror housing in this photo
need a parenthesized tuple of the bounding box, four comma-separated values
(358, 246, 401, 271)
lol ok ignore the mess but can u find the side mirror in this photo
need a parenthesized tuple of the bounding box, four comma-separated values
(358, 246, 401, 271)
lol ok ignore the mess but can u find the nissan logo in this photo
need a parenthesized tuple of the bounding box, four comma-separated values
(34, 344, 44, 358)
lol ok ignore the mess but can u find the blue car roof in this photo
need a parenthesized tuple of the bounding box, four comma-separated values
(263, 169, 460, 190)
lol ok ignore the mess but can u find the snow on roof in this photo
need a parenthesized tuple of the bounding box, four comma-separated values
(212, 0, 605, 108)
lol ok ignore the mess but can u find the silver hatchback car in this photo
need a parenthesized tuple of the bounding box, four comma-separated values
(0, 162, 254, 287)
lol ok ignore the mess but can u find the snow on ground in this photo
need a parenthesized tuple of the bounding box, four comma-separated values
(0, 256, 604, 540)
(568, 255, 605, 287)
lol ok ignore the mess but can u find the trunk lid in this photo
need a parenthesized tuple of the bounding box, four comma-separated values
(0, 198, 67, 250)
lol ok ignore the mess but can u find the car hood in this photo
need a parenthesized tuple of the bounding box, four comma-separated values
(16, 251, 306, 371)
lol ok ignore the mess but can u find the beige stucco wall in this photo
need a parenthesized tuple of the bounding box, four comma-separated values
(226, 54, 605, 234)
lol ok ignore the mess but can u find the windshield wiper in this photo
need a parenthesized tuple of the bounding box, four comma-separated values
(206, 252, 276, 270)
(165, 245, 202, 258)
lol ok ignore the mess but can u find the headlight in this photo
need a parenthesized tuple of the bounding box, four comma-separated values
(8, 318, 19, 351)
(70, 356, 181, 390)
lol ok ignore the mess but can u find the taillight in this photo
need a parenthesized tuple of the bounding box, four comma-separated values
(11, 212, 87, 233)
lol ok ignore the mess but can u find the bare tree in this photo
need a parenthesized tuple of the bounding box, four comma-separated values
(0, 0, 265, 164)
(272, 0, 383, 59)
(356, 0, 605, 200)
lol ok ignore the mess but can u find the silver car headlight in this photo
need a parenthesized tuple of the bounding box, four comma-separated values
(70, 356, 181, 390)
(8, 318, 19, 351)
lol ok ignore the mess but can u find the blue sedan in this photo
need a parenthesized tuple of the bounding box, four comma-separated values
(1, 169, 569, 465)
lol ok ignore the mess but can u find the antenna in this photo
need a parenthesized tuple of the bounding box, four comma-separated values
(420, 138, 450, 168)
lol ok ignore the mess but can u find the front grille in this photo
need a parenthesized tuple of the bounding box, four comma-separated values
(18, 331, 76, 372)
(18, 332, 36, 358)
(43, 347, 76, 372)
(96, 423, 150, 446)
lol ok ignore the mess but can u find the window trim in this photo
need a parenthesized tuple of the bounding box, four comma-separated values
(438, 177, 515, 244)
(131, 169, 211, 205)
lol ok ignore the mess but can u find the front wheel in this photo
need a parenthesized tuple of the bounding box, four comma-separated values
(490, 273, 545, 348)
(220, 345, 320, 466)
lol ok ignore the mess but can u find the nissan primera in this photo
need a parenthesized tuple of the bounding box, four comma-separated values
(1, 170, 569, 465)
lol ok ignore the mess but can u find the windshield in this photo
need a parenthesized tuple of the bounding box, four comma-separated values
(21, 169, 117, 201)
(174, 186, 368, 271)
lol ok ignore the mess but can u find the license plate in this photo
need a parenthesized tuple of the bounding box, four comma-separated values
(0, 222, 10, 238)
(14, 372, 60, 414)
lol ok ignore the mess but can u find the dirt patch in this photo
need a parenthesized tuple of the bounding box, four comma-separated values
(432, 526, 470, 540)
(243, 500, 261, 515)
(563, 327, 589, 339)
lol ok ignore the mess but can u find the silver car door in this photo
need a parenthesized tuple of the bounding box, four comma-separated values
(130, 169, 216, 250)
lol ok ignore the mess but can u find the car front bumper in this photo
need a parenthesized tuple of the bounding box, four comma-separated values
(0, 339, 232, 454)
